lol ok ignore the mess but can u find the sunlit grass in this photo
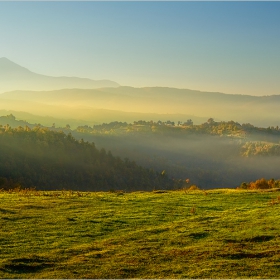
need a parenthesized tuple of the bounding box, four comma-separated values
(1, 188, 280, 278)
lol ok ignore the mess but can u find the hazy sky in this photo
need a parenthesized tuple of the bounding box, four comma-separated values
(0, 1, 279, 96)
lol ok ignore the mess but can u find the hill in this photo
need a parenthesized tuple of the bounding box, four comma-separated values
(0, 109, 99, 128)
(0, 95, 206, 128)
(1, 86, 280, 127)
(0, 57, 119, 93)
(0, 125, 172, 191)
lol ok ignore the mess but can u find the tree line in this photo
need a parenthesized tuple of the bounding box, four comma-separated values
(75, 119, 280, 140)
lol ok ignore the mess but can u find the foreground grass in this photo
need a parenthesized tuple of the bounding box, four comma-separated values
(1, 188, 280, 278)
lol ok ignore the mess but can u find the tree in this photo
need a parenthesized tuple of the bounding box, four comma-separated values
(184, 119, 193, 126)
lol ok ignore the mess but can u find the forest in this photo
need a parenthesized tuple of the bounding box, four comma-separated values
(1, 114, 280, 190)
(0, 123, 173, 191)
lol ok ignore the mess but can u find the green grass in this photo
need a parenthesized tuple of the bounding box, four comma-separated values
(1, 188, 280, 278)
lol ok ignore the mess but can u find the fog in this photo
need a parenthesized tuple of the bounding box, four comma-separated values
(69, 130, 280, 189)
(1, 56, 280, 190)
(1, 87, 280, 128)
(0, 87, 280, 188)
(1, 113, 280, 189)
(1, 85, 280, 190)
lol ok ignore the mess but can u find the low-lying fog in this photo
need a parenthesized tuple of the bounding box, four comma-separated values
(1, 85, 280, 189)
(70, 131, 280, 189)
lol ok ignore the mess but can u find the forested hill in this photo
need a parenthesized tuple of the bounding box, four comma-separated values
(0, 125, 172, 191)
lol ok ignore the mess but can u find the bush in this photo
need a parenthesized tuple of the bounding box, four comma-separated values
(250, 178, 270, 189)
(188, 185, 200, 191)
(237, 178, 280, 190)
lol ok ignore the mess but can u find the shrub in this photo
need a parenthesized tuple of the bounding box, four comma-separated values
(249, 178, 270, 190)
(237, 178, 280, 190)
(188, 185, 200, 191)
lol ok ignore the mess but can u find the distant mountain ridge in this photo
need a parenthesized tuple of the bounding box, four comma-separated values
(1, 86, 280, 127)
(1, 57, 280, 127)
(0, 57, 119, 93)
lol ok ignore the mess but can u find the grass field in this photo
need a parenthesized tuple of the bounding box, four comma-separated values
(1, 188, 280, 278)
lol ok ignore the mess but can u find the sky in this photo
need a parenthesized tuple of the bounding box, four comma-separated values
(0, 1, 280, 96)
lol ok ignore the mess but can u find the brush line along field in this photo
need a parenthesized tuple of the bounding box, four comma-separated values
(1, 188, 280, 278)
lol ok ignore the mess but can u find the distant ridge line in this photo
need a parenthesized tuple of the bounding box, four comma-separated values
(0, 58, 120, 93)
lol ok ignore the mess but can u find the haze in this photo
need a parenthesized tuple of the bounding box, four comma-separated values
(1, 1, 280, 96)
(1, 1, 280, 190)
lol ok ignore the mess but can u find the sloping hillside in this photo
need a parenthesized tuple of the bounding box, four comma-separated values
(0, 125, 171, 191)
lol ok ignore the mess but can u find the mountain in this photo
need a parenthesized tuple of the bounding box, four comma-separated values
(1, 57, 279, 127)
(0, 57, 119, 93)
(1, 87, 280, 127)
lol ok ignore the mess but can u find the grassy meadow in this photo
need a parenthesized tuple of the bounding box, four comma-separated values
(1, 188, 280, 278)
